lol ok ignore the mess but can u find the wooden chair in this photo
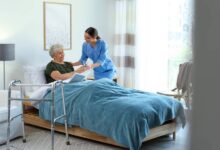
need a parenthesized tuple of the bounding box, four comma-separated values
(157, 62, 193, 108)
(157, 89, 183, 100)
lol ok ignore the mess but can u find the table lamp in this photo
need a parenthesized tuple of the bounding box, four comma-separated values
(0, 44, 15, 89)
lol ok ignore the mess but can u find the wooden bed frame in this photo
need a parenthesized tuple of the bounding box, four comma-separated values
(23, 102, 176, 149)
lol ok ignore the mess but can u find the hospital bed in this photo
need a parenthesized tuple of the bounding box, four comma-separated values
(6, 67, 185, 150)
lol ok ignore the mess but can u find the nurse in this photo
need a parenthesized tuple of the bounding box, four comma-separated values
(72, 27, 116, 80)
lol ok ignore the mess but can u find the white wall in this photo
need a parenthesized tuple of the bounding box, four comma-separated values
(0, 0, 115, 89)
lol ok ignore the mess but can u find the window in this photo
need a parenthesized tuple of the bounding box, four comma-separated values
(135, 0, 193, 92)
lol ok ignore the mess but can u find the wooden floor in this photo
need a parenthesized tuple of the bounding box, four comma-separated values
(0, 124, 189, 150)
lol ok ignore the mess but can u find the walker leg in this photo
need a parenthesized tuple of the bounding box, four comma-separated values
(173, 132, 176, 140)
(64, 119, 70, 145)
(20, 87, 26, 143)
(6, 91, 11, 150)
(21, 105, 26, 143)
(61, 84, 70, 145)
(51, 84, 55, 150)
(51, 122, 55, 150)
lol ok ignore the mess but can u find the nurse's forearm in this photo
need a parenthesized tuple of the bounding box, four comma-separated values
(91, 63, 101, 69)
(71, 61, 81, 66)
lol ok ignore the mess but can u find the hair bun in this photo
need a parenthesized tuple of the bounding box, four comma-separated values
(85, 27, 101, 39)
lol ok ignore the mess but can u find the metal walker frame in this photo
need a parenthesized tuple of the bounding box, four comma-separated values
(6, 80, 70, 150)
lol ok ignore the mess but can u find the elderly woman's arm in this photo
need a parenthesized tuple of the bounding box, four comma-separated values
(51, 71, 74, 81)
(50, 66, 89, 81)
(71, 61, 81, 66)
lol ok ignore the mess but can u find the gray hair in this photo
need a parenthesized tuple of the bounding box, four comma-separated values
(49, 44, 64, 58)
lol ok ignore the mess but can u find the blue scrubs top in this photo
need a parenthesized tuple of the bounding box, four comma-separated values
(79, 40, 116, 80)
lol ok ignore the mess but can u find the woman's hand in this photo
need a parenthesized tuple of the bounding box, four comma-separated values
(90, 63, 100, 69)
(75, 66, 91, 73)
(84, 65, 91, 70)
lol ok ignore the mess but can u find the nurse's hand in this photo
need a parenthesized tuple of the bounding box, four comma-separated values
(75, 66, 90, 73)
(83, 65, 91, 71)
(90, 63, 101, 69)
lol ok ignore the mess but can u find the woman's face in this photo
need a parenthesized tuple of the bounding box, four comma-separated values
(53, 49, 64, 62)
(84, 32, 96, 44)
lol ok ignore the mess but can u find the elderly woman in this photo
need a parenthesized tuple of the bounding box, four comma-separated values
(45, 44, 89, 83)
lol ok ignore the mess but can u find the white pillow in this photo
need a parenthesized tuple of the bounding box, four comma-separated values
(29, 86, 51, 106)
(23, 65, 46, 96)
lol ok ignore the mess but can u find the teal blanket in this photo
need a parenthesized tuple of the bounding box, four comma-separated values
(39, 79, 185, 150)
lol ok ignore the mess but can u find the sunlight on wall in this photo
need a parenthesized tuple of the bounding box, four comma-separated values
(0, 31, 11, 41)
(0, 27, 14, 41)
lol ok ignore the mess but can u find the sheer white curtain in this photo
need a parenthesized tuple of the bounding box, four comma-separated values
(135, 0, 169, 92)
(113, 0, 136, 88)
(135, 0, 193, 92)
(113, 0, 193, 90)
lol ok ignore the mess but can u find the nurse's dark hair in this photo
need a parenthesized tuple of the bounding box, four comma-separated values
(85, 27, 101, 40)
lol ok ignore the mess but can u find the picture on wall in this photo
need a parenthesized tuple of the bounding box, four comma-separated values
(44, 2, 72, 50)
